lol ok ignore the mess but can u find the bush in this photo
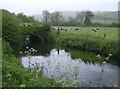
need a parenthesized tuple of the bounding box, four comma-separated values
(2, 10, 22, 48)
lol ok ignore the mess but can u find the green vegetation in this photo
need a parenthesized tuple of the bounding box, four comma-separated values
(2, 9, 61, 87)
(55, 27, 118, 61)
(2, 41, 61, 87)
(35, 11, 118, 27)
(2, 9, 54, 50)
(2, 9, 22, 48)
(65, 48, 104, 63)
(0, 40, 1, 88)
(17, 12, 37, 23)
(1, 9, 119, 87)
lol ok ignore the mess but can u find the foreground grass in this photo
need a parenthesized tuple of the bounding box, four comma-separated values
(55, 27, 118, 61)
(0, 40, 1, 88)
(2, 41, 61, 87)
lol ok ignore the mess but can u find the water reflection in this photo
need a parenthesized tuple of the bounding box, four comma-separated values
(21, 49, 119, 87)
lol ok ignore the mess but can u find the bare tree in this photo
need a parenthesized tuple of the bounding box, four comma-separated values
(50, 11, 62, 26)
(83, 10, 94, 25)
(42, 10, 50, 24)
(76, 11, 85, 22)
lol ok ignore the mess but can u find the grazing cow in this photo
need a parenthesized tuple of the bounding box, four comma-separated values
(60, 27, 64, 30)
(96, 28, 99, 31)
(51, 27, 54, 30)
(65, 28, 67, 31)
(92, 28, 99, 32)
(68, 28, 72, 30)
(75, 28, 79, 30)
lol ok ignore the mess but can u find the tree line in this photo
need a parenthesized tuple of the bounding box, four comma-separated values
(41, 10, 119, 27)
(42, 10, 94, 26)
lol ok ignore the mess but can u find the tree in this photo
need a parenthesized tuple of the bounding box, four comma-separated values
(83, 10, 94, 25)
(50, 11, 62, 26)
(2, 9, 22, 48)
(42, 10, 50, 24)
(68, 16, 76, 21)
(76, 11, 85, 22)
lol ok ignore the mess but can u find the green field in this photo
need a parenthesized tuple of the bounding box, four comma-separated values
(54, 26, 118, 60)
(92, 20, 118, 24)
(58, 27, 118, 40)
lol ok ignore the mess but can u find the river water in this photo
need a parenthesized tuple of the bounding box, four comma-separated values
(20, 43, 119, 87)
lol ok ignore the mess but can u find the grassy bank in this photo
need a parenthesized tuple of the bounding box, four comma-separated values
(64, 47, 104, 63)
(2, 41, 61, 87)
(55, 27, 118, 61)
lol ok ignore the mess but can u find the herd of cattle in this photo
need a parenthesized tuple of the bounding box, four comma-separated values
(51, 27, 80, 31)
(51, 27, 100, 32)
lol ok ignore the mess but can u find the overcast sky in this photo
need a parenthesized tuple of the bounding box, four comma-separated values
(0, 0, 119, 16)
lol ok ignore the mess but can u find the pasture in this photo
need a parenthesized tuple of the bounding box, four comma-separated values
(92, 20, 118, 24)
(54, 26, 118, 60)
(55, 26, 118, 40)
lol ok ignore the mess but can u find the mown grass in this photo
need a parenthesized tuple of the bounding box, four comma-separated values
(55, 27, 118, 61)
(92, 20, 118, 24)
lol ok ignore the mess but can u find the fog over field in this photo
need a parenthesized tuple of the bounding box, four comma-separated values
(0, 0, 119, 15)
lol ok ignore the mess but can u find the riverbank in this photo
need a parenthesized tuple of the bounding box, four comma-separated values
(2, 41, 62, 87)
(54, 27, 118, 61)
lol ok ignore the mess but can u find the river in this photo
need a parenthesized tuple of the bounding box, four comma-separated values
(20, 42, 119, 87)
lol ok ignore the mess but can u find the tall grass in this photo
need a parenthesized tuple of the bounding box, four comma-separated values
(0, 40, 2, 88)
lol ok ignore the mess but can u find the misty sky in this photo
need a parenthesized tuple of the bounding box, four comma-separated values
(0, 0, 119, 15)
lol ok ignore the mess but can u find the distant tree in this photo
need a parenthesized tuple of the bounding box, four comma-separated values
(68, 16, 76, 21)
(42, 10, 50, 24)
(67, 16, 79, 26)
(76, 11, 85, 22)
(50, 13, 55, 25)
(83, 10, 94, 25)
(50, 11, 62, 26)
(17, 13, 27, 22)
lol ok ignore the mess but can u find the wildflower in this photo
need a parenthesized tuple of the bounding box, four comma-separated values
(26, 47, 29, 49)
(97, 54, 101, 58)
(6, 74, 12, 77)
(20, 84, 26, 87)
(36, 69, 41, 73)
(32, 49, 35, 52)
(31, 48, 34, 50)
(29, 48, 32, 52)
(109, 53, 112, 56)
(27, 51, 29, 53)
(25, 51, 27, 54)
(105, 57, 109, 60)
(19, 51, 22, 54)
(43, 85, 46, 87)
(102, 61, 107, 64)
(35, 49, 37, 52)
(26, 37, 29, 41)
